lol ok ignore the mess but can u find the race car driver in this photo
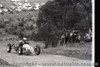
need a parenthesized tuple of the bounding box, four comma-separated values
(18, 37, 29, 47)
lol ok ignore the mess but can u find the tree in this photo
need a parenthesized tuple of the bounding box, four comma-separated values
(38, 0, 92, 30)
(36, 0, 92, 47)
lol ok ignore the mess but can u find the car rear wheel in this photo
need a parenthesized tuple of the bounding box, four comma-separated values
(34, 45, 40, 55)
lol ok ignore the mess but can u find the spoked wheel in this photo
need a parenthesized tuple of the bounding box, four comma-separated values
(7, 44, 12, 53)
(18, 47, 23, 55)
(34, 45, 40, 55)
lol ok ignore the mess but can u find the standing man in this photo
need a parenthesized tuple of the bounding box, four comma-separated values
(60, 34, 65, 46)
(65, 31, 69, 44)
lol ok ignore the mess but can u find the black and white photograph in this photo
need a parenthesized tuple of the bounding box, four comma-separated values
(0, 0, 95, 67)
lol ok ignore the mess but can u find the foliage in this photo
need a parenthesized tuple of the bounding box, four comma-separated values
(37, 0, 92, 47)
(38, 0, 92, 31)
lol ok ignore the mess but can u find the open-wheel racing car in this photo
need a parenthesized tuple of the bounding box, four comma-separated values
(7, 43, 41, 55)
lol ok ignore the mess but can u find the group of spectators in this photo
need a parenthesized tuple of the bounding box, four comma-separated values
(60, 29, 92, 45)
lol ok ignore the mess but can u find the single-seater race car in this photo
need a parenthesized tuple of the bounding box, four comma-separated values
(7, 43, 41, 55)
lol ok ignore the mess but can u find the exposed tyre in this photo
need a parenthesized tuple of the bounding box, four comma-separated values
(7, 44, 12, 53)
(34, 45, 40, 55)
(18, 47, 23, 55)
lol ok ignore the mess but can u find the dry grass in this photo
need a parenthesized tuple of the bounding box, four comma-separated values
(0, 58, 9, 65)
(41, 42, 92, 60)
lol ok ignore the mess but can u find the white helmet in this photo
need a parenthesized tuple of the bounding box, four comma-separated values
(23, 37, 27, 41)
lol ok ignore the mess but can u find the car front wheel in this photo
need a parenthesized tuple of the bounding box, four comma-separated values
(7, 44, 12, 53)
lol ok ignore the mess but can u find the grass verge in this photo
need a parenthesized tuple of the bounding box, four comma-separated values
(0, 58, 9, 65)
(41, 42, 92, 60)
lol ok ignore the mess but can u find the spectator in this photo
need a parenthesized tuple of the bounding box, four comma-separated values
(60, 34, 65, 46)
(65, 32, 69, 44)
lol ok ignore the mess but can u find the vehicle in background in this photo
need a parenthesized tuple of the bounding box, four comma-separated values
(33, 3, 40, 11)
(0, 4, 4, 8)
(0, 9, 3, 14)
(2, 8, 8, 13)
(22, 3, 33, 11)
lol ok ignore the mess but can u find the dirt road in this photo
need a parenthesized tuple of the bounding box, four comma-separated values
(0, 41, 92, 67)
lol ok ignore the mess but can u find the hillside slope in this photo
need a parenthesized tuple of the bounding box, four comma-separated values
(0, 0, 48, 37)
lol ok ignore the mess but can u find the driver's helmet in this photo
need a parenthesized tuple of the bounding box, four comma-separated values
(23, 37, 27, 41)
